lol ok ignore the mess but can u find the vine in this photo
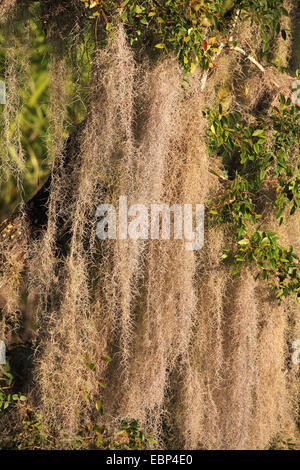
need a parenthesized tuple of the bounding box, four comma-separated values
(204, 94, 300, 302)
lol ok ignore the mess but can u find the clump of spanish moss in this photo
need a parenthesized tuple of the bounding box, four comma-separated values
(0, 0, 299, 450)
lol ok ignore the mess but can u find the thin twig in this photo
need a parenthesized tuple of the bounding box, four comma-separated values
(229, 45, 265, 72)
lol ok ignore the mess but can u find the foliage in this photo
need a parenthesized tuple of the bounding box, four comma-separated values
(204, 96, 300, 302)
(0, 362, 27, 410)
(1, 356, 155, 450)
(13, 409, 50, 450)
(73, 417, 155, 450)
(239, 0, 289, 51)
(269, 435, 297, 450)
(272, 95, 300, 221)
(80, 0, 289, 72)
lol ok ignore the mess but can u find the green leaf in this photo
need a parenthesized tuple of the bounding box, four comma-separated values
(95, 398, 104, 415)
(252, 129, 264, 137)
(280, 7, 289, 16)
(101, 355, 112, 363)
(238, 238, 250, 246)
(281, 29, 287, 40)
